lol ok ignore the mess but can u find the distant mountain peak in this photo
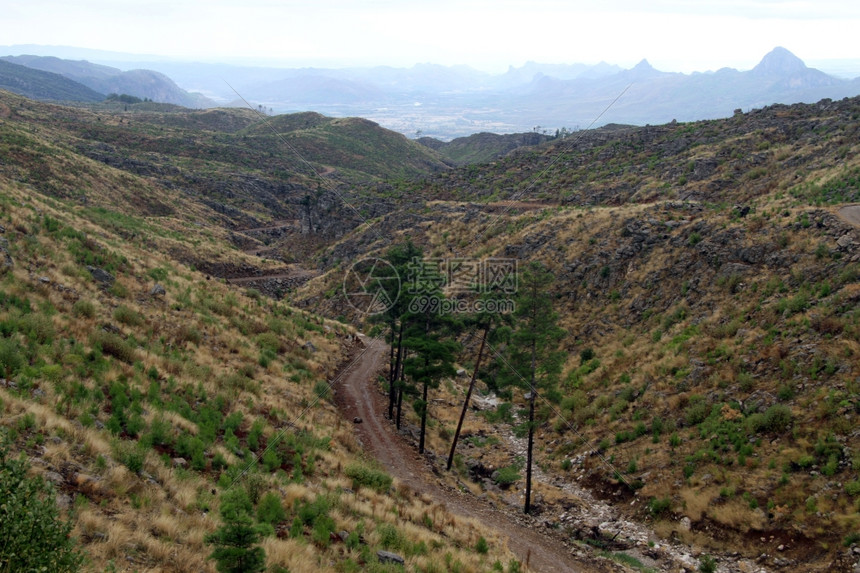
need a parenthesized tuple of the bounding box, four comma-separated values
(633, 59, 654, 71)
(624, 58, 662, 79)
(753, 47, 808, 76)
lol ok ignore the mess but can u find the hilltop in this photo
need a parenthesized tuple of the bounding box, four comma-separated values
(1, 55, 213, 107)
(0, 90, 449, 267)
(0, 59, 104, 103)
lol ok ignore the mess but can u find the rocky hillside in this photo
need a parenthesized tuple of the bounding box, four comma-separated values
(4, 84, 860, 571)
(417, 131, 553, 165)
(0, 59, 104, 102)
(296, 96, 860, 572)
(0, 120, 519, 572)
(0, 90, 448, 268)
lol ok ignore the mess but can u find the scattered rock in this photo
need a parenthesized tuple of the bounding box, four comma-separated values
(303, 341, 317, 353)
(173, 457, 188, 468)
(44, 471, 65, 485)
(837, 234, 856, 250)
(150, 283, 166, 297)
(56, 494, 73, 510)
(679, 517, 692, 532)
(377, 551, 405, 566)
(353, 417, 363, 424)
(87, 266, 115, 288)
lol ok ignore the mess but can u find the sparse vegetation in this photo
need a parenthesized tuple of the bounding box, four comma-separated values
(3, 87, 860, 572)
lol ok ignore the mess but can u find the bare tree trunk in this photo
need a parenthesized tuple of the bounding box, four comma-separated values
(447, 327, 489, 471)
(395, 356, 405, 429)
(525, 337, 537, 514)
(388, 322, 403, 420)
(525, 387, 536, 514)
(418, 380, 429, 454)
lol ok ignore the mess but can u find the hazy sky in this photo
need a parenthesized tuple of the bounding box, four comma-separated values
(5, 0, 860, 73)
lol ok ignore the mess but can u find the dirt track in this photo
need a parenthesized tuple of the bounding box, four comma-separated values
(333, 335, 621, 573)
(837, 205, 860, 227)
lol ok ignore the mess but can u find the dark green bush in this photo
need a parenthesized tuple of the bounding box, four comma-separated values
(0, 434, 84, 572)
(344, 463, 393, 493)
(90, 330, 136, 363)
(256, 491, 286, 526)
(759, 404, 793, 434)
(493, 465, 521, 486)
(648, 497, 672, 516)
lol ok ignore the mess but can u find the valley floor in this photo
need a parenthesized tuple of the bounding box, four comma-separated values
(333, 336, 772, 573)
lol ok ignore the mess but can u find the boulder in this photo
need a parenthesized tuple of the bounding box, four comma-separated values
(377, 551, 405, 566)
(87, 266, 115, 288)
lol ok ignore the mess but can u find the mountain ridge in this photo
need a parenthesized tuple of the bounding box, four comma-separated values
(1, 54, 214, 107)
(0, 59, 104, 102)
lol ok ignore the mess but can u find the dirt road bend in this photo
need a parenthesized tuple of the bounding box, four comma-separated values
(837, 205, 860, 228)
(334, 335, 623, 573)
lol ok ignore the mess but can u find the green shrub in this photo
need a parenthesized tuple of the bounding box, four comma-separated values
(206, 488, 265, 573)
(0, 434, 84, 572)
(759, 404, 793, 434)
(344, 463, 393, 493)
(0, 337, 24, 378)
(313, 380, 331, 400)
(699, 555, 716, 573)
(297, 495, 330, 527)
(648, 497, 672, 516)
(475, 536, 489, 554)
(256, 491, 286, 526)
(376, 523, 404, 551)
(113, 305, 143, 326)
(113, 440, 147, 474)
(20, 313, 55, 344)
(255, 332, 282, 354)
(247, 419, 265, 452)
(493, 465, 521, 486)
(579, 347, 595, 363)
(90, 330, 136, 363)
(684, 399, 711, 426)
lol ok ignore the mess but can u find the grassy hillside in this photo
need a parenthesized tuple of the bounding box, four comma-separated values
(298, 97, 860, 571)
(417, 132, 552, 166)
(0, 90, 448, 267)
(4, 84, 860, 571)
(239, 113, 452, 180)
(0, 109, 519, 571)
(0, 60, 104, 103)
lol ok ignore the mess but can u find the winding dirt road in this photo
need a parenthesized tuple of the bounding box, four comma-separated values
(334, 335, 623, 573)
(837, 204, 860, 228)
